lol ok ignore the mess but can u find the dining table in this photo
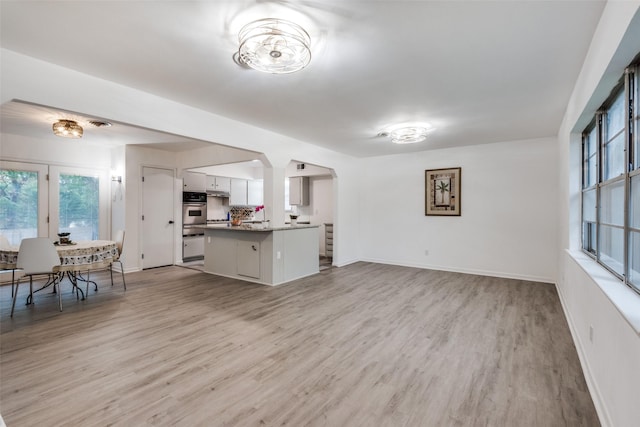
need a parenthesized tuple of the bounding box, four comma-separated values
(0, 239, 118, 302)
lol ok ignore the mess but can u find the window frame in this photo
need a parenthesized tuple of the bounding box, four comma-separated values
(581, 65, 638, 294)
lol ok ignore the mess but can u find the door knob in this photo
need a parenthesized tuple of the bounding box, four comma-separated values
(168, 220, 174, 224)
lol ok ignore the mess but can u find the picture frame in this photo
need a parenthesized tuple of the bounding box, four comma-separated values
(425, 167, 461, 216)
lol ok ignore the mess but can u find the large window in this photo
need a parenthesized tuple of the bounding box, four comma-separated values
(582, 63, 639, 293)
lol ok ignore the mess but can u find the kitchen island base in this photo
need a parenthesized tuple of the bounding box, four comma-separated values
(201, 225, 320, 286)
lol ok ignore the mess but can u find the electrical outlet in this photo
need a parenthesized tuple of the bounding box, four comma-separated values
(424, 249, 429, 256)
(277, 251, 281, 259)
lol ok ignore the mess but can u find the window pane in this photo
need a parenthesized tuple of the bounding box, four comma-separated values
(0, 169, 38, 245)
(606, 92, 625, 139)
(630, 231, 640, 292)
(586, 154, 597, 187)
(600, 180, 624, 226)
(59, 174, 99, 241)
(604, 132, 625, 180)
(599, 225, 624, 275)
(632, 174, 640, 229)
(582, 188, 596, 222)
(582, 222, 597, 255)
(587, 127, 598, 157)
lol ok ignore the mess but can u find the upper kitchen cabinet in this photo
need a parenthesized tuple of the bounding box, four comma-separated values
(289, 176, 309, 206)
(247, 180, 263, 206)
(183, 171, 206, 192)
(206, 175, 231, 193)
(230, 178, 248, 205)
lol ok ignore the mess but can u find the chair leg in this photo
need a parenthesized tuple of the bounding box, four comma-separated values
(118, 261, 126, 291)
(110, 263, 114, 287)
(10, 278, 21, 317)
(57, 277, 63, 312)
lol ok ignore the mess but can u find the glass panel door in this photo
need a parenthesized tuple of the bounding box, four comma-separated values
(49, 166, 109, 242)
(59, 174, 100, 240)
(0, 161, 48, 245)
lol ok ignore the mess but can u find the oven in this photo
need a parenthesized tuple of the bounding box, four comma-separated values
(182, 191, 207, 226)
(183, 192, 207, 261)
(182, 203, 207, 226)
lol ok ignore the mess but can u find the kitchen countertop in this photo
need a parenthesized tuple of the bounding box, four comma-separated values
(193, 223, 319, 232)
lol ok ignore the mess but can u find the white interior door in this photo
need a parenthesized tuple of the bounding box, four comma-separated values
(142, 167, 175, 269)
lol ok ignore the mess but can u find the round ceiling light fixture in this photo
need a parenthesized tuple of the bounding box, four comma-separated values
(238, 18, 311, 74)
(390, 126, 430, 144)
(379, 123, 435, 144)
(52, 119, 83, 139)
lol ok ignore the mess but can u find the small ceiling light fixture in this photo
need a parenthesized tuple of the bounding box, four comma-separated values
(238, 18, 311, 74)
(88, 120, 112, 128)
(52, 119, 83, 139)
(379, 123, 435, 144)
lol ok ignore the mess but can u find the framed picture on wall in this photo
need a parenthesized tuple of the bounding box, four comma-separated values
(425, 167, 461, 216)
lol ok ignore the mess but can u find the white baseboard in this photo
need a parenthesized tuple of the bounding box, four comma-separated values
(554, 281, 610, 427)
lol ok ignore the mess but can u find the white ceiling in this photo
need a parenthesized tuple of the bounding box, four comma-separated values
(0, 0, 606, 157)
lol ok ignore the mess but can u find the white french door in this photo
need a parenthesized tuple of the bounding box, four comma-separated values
(48, 166, 109, 241)
(0, 161, 109, 245)
(0, 161, 48, 245)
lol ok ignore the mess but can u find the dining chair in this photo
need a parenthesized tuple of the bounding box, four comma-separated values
(84, 230, 126, 297)
(11, 237, 62, 317)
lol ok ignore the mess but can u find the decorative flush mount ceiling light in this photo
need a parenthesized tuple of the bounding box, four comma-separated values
(390, 126, 430, 144)
(52, 119, 83, 139)
(238, 18, 311, 74)
(379, 124, 435, 144)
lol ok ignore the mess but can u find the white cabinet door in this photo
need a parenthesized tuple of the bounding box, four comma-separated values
(206, 175, 217, 192)
(237, 240, 260, 278)
(183, 172, 206, 192)
(247, 180, 263, 206)
(183, 235, 204, 259)
(230, 178, 248, 205)
(289, 176, 309, 205)
(206, 176, 231, 192)
(215, 176, 231, 192)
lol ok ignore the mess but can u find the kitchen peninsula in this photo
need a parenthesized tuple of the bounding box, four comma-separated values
(194, 223, 320, 286)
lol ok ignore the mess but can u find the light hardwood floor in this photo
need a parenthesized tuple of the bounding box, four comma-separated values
(1, 263, 599, 426)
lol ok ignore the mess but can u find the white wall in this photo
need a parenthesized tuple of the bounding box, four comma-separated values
(0, 48, 361, 267)
(0, 133, 111, 170)
(556, 3, 640, 427)
(360, 137, 558, 282)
